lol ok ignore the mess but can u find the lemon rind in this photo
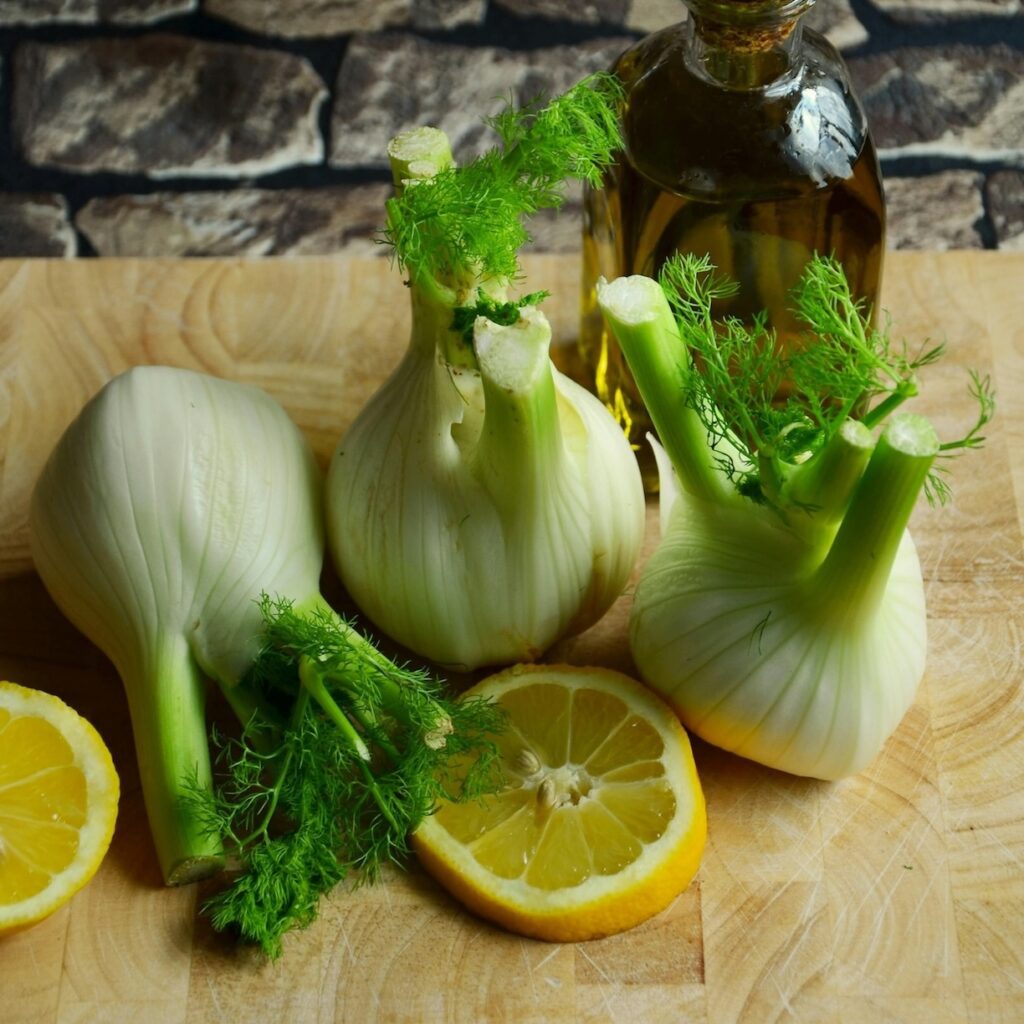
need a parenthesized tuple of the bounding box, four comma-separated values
(0, 682, 120, 930)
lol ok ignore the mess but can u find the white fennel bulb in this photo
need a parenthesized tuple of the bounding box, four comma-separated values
(30, 366, 323, 880)
(328, 300, 644, 669)
(598, 256, 992, 780)
(325, 80, 644, 670)
(633, 438, 926, 779)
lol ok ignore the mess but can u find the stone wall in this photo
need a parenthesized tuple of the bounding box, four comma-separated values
(0, 0, 1021, 257)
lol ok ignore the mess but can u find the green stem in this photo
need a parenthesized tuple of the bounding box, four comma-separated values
(470, 306, 564, 516)
(861, 379, 917, 429)
(783, 419, 875, 543)
(297, 656, 404, 838)
(346, 704, 403, 764)
(407, 274, 474, 367)
(124, 635, 225, 885)
(297, 594, 451, 744)
(597, 275, 730, 504)
(812, 414, 937, 618)
(298, 656, 371, 762)
(239, 689, 311, 851)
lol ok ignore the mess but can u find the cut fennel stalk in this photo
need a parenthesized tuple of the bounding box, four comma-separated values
(598, 256, 992, 780)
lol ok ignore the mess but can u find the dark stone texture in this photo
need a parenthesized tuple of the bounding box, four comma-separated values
(849, 45, 1024, 157)
(986, 170, 1024, 250)
(331, 33, 632, 169)
(76, 186, 392, 256)
(0, 0, 194, 24)
(494, 0, 631, 23)
(411, 0, 487, 28)
(805, 0, 867, 49)
(870, 0, 1019, 24)
(204, 0, 409, 37)
(0, 194, 76, 257)
(884, 171, 985, 250)
(13, 36, 327, 178)
(203, 0, 485, 37)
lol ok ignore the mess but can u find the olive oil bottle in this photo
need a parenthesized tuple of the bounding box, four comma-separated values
(576, 0, 885, 484)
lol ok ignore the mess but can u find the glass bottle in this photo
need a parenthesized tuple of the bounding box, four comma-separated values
(575, 0, 885, 485)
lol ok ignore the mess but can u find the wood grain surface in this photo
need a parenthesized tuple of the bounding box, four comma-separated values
(0, 253, 1021, 1024)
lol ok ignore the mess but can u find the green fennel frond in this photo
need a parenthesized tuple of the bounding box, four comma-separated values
(384, 73, 624, 285)
(789, 256, 945, 423)
(187, 595, 505, 958)
(925, 370, 996, 505)
(657, 252, 993, 511)
(450, 289, 550, 345)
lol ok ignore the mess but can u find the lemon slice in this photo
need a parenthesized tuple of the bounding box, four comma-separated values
(413, 664, 706, 942)
(0, 681, 119, 933)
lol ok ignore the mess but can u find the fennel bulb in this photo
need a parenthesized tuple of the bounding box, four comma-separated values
(31, 366, 321, 882)
(30, 366, 501, 954)
(326, 78, 645, 670)
(598, 258, 992, 780)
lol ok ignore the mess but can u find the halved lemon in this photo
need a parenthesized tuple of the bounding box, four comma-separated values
(413, 664, 706, 942)
(0, 681, 119, 934)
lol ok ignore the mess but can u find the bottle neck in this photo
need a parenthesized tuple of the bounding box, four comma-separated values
(683, 0, 813, 90)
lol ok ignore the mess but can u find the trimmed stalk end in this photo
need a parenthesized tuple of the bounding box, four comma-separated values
(596, 275, 665, 327)
(388, 127, 453, 190)
(884, 412, 939, 458)
(471, 304, 562, 511)
(474, 304, 552, 394)
(840, 418, 875, 450)
(167, 853, 226, 886)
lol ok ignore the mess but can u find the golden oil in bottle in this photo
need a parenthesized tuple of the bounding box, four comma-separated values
(575, 0, 885, 485)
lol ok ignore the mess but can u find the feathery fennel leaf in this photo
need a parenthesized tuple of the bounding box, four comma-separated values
(657, 252, 993, 509)
(384, 73, 624, 286)
(186, 596, 505, 958)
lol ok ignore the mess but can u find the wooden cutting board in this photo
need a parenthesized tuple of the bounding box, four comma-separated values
(0, 253, 1021, 1024)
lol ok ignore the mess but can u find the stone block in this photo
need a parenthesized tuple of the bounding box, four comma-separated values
(884, 171, 985, 250)
(849, 46, 1024, 161)
(13, 35, 327, 178)
(494, 0, 630, 22)
(76, 186, 393, 256)
(869, 0, 1020, 24)
(204, 0, 409, 36)
(0, 194, 76, 257)
(331, 33, 632, 169)
(806, 0, 868, 50)
(411, 0, 487, 28)
(986, 170, 1024, 250)
(0, 0, 194, 25)
(626, 0, 684, 30)
(203, 0, 485, 36)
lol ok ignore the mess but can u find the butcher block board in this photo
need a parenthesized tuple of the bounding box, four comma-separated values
(0, 252, 1022, 1024)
